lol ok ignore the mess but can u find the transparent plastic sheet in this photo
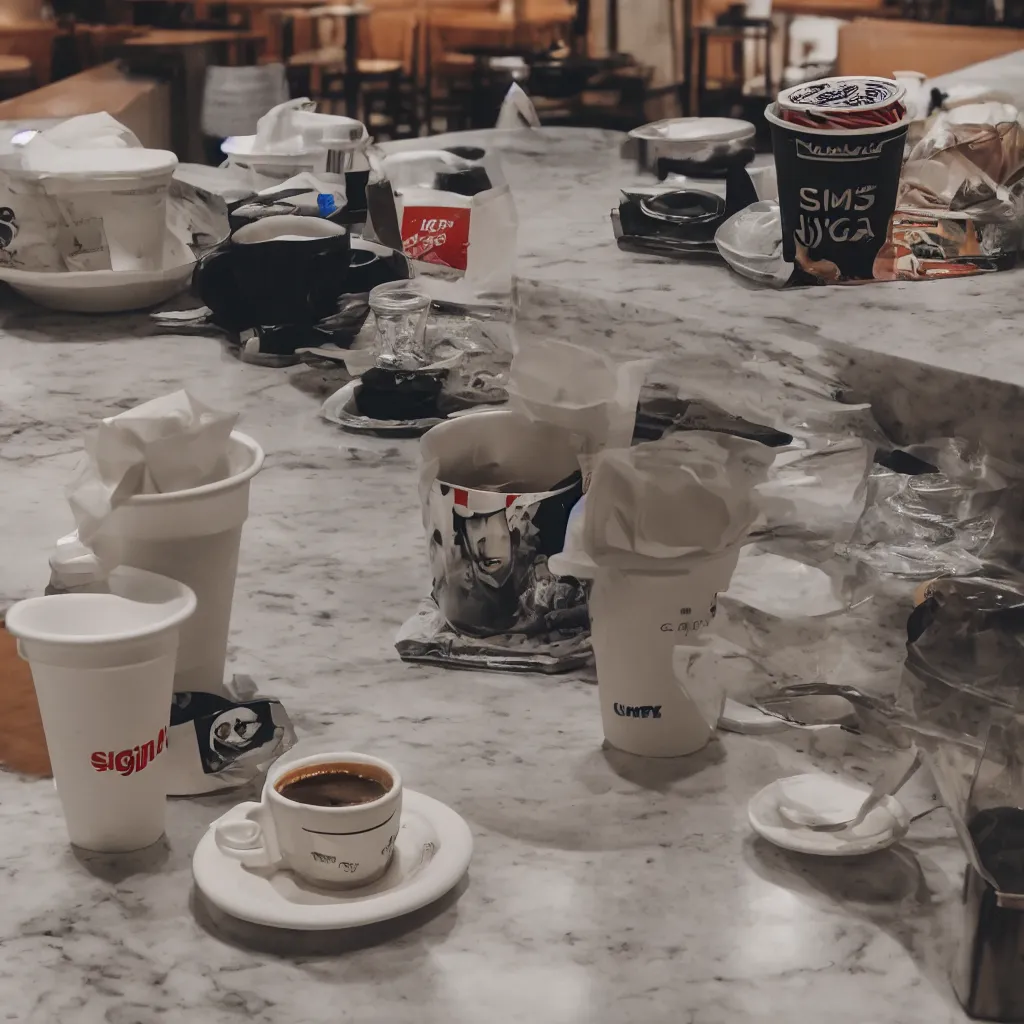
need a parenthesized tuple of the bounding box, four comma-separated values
(844, 437, 1024, 579)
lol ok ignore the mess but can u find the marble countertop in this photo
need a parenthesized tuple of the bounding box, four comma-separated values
(384, 128, 1024, 398)
(0, 280, 978, 1022)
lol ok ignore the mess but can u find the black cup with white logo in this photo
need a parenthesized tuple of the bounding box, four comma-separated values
(766, 104, 908, 283)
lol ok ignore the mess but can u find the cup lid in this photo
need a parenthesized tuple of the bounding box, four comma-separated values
(20, 146, 178, 178)
(778, 76, 906, 113)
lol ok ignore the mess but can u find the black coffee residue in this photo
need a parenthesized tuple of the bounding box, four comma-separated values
(278, 770, 387, 807)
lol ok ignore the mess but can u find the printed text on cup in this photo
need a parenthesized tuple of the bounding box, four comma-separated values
(90, 726, 168, 777)
(796, 186, 876, 248)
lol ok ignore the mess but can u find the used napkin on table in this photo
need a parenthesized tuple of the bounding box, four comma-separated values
(51, 391, 238, 588)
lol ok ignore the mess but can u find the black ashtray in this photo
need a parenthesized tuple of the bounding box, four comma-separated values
(355, 367, 448, 421)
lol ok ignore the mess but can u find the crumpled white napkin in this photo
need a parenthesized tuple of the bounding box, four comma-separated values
(52, 392, 238, 587)
(507, 336, 649, 457)
(551, 432, 775, 577)
(496, 83, 540, 129)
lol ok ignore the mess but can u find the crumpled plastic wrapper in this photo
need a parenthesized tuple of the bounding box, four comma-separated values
(167, 682, 295, 796)
(899, 102, 1024, 225)
(843, 437, 1024, 579)
(507, 335, 648, 456)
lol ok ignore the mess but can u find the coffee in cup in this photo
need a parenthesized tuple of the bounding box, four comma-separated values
(275, 762, 390, 807)
(215, 751, 402, 888)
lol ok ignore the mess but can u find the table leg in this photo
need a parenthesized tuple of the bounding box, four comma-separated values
(344, 12, 360, 118)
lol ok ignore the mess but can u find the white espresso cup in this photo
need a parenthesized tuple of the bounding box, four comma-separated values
(214, 752, 403, 888)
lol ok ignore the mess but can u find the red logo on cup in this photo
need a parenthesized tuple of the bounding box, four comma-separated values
(90, 726, 168, 777)
(400, 205, 471, 271)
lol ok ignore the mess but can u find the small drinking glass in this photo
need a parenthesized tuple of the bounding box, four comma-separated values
(369, 280, 431, 371)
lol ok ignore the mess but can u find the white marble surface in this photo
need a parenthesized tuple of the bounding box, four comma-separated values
(385, 128, 1024, 399)
(0, 293, 978, 1022)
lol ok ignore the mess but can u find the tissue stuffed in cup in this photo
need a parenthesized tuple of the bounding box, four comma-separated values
(778, 76, 906, 130)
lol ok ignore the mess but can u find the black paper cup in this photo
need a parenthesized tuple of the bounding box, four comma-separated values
(766, 104, 908, 283)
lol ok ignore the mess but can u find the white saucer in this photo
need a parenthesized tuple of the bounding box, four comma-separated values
(320, 380, 445, 437)
(748, 773, 909, 857)
(192, 789, 473, 929)
(0, 253, 195, 313)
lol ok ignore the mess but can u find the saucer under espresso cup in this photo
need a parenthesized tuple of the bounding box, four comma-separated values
(193, 215, 352, 332)
(214, 752, 402, 889)
(193, 788, 473, 930)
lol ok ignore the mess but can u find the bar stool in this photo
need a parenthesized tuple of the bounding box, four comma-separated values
(285, 4, 368, 117)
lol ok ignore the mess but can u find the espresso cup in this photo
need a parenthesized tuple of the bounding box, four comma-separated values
(194, 215, 352, 331)
(214, 752, 403, 888)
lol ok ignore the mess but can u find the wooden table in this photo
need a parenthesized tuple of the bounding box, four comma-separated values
(0, 62, 171, 147)
(122, 26, 265, 63)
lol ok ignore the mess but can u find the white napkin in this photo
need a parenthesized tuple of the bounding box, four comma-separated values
(34, 112, 142, 150)
(577, 432, 774, 572)
(507, 336, 649, 457)
(252, 97, 318, 154)
(61, 392, 238, 572)
(496, 83, 541, 130)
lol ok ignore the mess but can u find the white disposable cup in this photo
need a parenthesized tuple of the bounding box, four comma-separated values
(13, 149, 179, 272)
(215, 752, 403, 888)
(94, 431, 264, 697)
(590, 547, 742, 758)
(4, 568, 196, 852)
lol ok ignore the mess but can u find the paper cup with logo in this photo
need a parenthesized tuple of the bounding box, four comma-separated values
(214, 752, 402, 888)
(767, 103, 909, 282)
(94, 431, 264, 698)
(590, 548, 741, 758)
(421, 409, 584, 638)
(4, 568, 196, 852)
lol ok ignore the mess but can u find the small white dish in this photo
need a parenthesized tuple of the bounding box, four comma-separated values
(193, 789, 473, 930)
(320, 380, 445, 438)
(748, 773, 909, 857)
(0, 233, 195, 314)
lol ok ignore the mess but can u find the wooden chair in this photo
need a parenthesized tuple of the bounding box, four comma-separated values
(286, 6, 421, 133)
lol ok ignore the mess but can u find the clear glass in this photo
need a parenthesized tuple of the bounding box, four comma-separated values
(369, 280, 431, 371)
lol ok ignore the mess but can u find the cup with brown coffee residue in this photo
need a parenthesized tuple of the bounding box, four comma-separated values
(214, 752, 403, 888)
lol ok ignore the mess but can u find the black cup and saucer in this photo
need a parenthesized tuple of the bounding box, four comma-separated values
(193, 216, 408, 365)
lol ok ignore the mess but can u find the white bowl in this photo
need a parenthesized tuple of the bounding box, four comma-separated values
(0, 257, 194, 313)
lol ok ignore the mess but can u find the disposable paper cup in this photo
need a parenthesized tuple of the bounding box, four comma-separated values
(421, 409, 583, 638)
(5, 568, 196, 852)
(590, 548, 741, 758)
(23, 149, 178, 272)
(766, 104, 908, 283)
(94, 431, 264, 696)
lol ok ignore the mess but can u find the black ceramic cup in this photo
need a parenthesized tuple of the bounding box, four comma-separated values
(767, 104, 908, 283)
(194, 215, 352, 331)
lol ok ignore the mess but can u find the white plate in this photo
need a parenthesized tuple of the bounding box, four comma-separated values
(0, 259, 194, 313)
(748, 773, 910, 857)
(320, 380, 445, 437)
(192, 789, 473, 930)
